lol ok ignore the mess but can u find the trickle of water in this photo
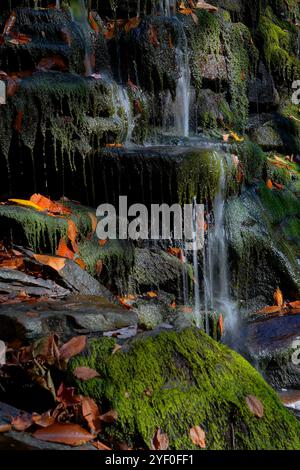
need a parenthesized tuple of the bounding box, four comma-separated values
(56, 0, 60, 9)
(158, 0, 176, 16)
(191, 197, 201, 328)
(204, 156, 238, 333)
(174, 30, 191, 137)
(118, 87, 134, 143)
(70, 0, 93, 76)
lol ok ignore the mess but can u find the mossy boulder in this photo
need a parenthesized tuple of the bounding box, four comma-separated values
(70, 327, 300, 450)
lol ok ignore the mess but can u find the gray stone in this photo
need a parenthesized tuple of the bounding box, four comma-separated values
(248, 62, 279, 108)
(0, 295, 138, 341)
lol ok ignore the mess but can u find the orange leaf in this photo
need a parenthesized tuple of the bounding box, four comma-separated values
(88, 212, 97, 234)
(82, 397, 102, 434)
(0, 257, 24, 270)
(194, 1, 218, 12)
(32, 411, 55, 428)
(245, 395, 264, 418)
(218, 314, 224, 336)
(125, 16, 141, 33)
(67, 219, 78, 251)
(56, 383, 82, 406)
(288, 300, 300, 309)
(33, 423, 94, 446)
(170, 301, 176, 308)
(74, 366, 100, 381)
(256, 305, 281, 315)
(105, 143, 123, 148)
(274, 287, 284, 308)
(59, 335, 87, 360)
(189, 425, 206, 448)
(89, 12, 100, 34)
(147, 291, 157, 298)
(75, 257, 86, 270)
(99, 239, 107, 246)
(273, 181, 284, 190)
(266, 179, 273, 190)
(151, 428, 169, 450)
(96, 259, 103, 275)
(8, 198, 43, 211)
(33, 254, 66, 272)
(0, 424, 12, 433)
(30, 194, 71, 215)
(92, 441, 112, 450)
(56, 239, 74, 260)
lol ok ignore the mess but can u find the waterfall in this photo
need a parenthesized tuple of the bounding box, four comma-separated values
(117, 87, 134, 144)
(70, 0, 93, 76)
(56, 0, 60, 8)
(204, 157, 238, 334)
(174, 24, 191, 137)
(158, 0, 176, 16)
(192, 197, 201, 327)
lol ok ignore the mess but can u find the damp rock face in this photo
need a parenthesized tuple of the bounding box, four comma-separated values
(70, 327, 300, 450)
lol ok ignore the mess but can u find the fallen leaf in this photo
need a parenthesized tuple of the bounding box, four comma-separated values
(32, 411, 55, 428)
(105, 143, 123, 148)
(30, 193, 71, 215)
(274, 287, 284, 308)
(3, 11, 17, 36)
(56, 239, 74, 260)
(11, 413, 32, 431)
(288, 300, 300, 309)
(245, 395, 264, 418)
(92, 441, 112, 450)
(189, 425, 206, 448)
(33, 254, 66, 272)
(112, 344, 122, 355)
(0, 257, 24, 270)
(151, 428, 169, 450)
(33, 423, 94, 446)
(95, 259, 103, 275)
(75, 257, 86, 270)
(99, 239, 108, 246)
(88, 212, 97, 234)
(266, 179, 273, 190)
(59, 335, 87, 360)
(170, 301, 176, 308)
(256, 305, 281, 315)
(147, 291, 157, 298)
(74, 366, 100, 381)
(8, 198, 43, 211)
(194, 0, 218, 12)
(56, 383, 82, 406)
(82, 397, 102, 434)
(100, 410, 118, 424)
(167, 247, 184, 261)
(89, 12, 100, 34)
(67, 219, 78, 252)
(0, 424, 12, 433)
(230, 131, 244, 142)
(125, 17, 141, 33)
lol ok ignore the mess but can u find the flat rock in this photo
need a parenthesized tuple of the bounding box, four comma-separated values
(0, 295, 138, 341)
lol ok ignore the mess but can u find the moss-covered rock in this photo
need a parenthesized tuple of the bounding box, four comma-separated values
(70, 327, 300, 449)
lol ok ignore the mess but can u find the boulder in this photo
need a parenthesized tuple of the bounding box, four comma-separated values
(70, 327, 300, 449)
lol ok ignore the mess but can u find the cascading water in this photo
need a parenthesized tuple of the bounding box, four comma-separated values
(158, 0, 176, 17)
(117, 87, 134, 144)
(56, 0, 60, 9)
(204, 156, 238, 334)
(70, 0, 94, 76)
(192, 197, 201, 328)
(175, 43, 191, 137)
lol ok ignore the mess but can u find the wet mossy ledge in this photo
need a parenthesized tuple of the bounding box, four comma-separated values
(69, 327, 300, 450)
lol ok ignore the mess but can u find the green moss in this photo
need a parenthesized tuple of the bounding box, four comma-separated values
(258, 7, 300, 82)
(70, 328, 300, 450)
(237, 141, 267, 184)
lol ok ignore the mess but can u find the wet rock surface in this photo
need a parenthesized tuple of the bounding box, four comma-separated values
(0, 295, 137, 342)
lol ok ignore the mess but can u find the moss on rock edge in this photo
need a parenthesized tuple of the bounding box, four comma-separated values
(70, 328, 300, 450)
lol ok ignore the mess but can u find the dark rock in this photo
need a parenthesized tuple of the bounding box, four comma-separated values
(248, 61, 279, 110)
(0, 295, 137, 341)
(0, 401, 95, 450)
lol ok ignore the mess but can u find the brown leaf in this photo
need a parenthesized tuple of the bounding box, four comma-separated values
(111, 344, 122, 355)
(32, 411, 55, 428)
(82, 397, 102, 434)
(92, 441, 112, 450)
(75, 257, 86, 270)
(33, 423, 94, 446)
(189, 425, 206, 448)
(11, 413, 32, 431)
(37, 55, 68, 72)
(147, 291, 157, 298)
(88, 212, 97, 234)
(74, 366, 100, 381)
(245, 395, 264, 418)
(59, 335, 87, 360)
(288, 300, 300, 309)
(100, 410, 118, 424)
(274, 287, 284, 308)
(33, 254, 66, 272)
(56, 383, 82, 407)
(95, 259, 103, 276)
(98, 239, 108, 246)
(151, 428, 169, 450)
(3, 11, 17, 36)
